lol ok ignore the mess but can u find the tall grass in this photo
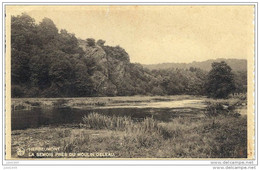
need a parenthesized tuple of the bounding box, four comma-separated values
(52, 129, 90, 153)
(11, 112, 247, 158)
(82, 113, 169, 140)
(79, 112, 247, 158)
(82, 113, 133, 130)
(82, 113, 163, 134)
(82, 113, 167, 150)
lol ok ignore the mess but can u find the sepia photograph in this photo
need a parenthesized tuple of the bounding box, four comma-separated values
(4, 4, 255, 161)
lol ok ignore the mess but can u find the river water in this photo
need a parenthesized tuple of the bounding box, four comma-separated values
(12, 99, 207, 130)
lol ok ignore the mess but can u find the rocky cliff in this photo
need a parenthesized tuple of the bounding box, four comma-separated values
(79, 39, 152, 96)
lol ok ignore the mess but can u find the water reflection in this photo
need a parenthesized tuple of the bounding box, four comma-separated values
(12, 100, 206, 130)
(12, 107, 205, 130)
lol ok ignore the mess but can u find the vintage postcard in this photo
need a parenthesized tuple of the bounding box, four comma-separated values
(3, 4, 256, 163)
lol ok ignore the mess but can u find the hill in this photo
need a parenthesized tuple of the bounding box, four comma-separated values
(11, 14, 247, 97)
(143, 59, 247, 72)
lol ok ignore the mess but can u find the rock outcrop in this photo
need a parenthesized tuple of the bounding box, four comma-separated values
(79, 39, 151, 96)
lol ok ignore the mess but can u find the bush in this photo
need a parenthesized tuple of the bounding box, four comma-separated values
(204, 101, 239, 117)
(205, 102, 226, 117)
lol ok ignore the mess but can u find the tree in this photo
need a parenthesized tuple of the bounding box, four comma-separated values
(38, 18, 59, 45)
(29, 54, 51, 90)
(72, 62, 94, 97)
(11, 14, 38, 85)
(86, 38, 96, 46)
(49, 53, 74, 96)
(97, 39, 106, 46)
(59, 29, 80, 54)
(205, 61, 236, 98)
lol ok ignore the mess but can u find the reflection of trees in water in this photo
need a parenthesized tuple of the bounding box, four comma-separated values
(12, 103, 207, 130)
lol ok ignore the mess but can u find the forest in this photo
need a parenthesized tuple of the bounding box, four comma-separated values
(11, 14, 247, 98)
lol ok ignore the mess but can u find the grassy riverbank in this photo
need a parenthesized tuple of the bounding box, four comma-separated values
(11, 95, 247, 158)
(11, 114, 247, 158)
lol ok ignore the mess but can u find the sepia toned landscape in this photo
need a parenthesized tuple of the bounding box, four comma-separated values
(12, 95, 247, 158)
(8, 6, 252, 159)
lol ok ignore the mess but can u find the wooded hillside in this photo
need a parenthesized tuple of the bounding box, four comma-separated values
(11, 14, 247, 97)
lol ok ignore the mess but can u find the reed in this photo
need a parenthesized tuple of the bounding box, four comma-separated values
(82, 112, 133, 130)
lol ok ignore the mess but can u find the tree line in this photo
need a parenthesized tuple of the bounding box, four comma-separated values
(11, 14, 247, 98)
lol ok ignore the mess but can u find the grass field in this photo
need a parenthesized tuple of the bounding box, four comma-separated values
(11, 95, 247, 158)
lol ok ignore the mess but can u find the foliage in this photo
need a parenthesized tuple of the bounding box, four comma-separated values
(11, 14, 92, 97)
(233, 71, 247, 93)
(97, 39, 106, 46)
(205, 61, 236, 98)
(150, 68, 207, 95)
(11, 14, 246, 98)
(86, 38, 96, 46)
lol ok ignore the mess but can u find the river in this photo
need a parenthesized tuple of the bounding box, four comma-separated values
(12, 98, 207, 130)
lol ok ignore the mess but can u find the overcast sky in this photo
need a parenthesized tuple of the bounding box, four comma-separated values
(7, 6, 254, 64)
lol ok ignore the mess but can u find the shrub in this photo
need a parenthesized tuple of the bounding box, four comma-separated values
(205, 102, 226, 117)
(204, 101, 240, 117)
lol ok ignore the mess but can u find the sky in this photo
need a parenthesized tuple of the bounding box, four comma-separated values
(6, 5, 254, 64)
